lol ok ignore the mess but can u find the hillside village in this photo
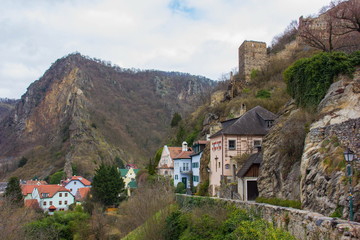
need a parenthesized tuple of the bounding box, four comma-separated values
(0, 1, 360, 239)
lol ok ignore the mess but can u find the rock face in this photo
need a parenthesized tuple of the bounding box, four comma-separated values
(0, 99, 17, 122)
(258, 69, 360, 220)
(301, 70, 360, 220)
(0, 53, 215, 179)
(258, 101, 309, 201)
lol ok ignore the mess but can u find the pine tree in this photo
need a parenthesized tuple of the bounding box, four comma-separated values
(5, 176, 23, 206)
(92, 164, 125, 206)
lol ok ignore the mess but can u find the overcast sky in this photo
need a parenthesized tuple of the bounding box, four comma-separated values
(1, 0, 330, 99)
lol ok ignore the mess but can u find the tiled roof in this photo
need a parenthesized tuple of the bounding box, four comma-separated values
(64, 176, 91, 186)
(211, 106, 277, 138)
(21, 185, 38, 196)
(194, 140, 209, 145)
(37, 185, 71, 198)
(174, 151, 194, 159)
(24, 199, 39, 208)
(75, 187, 91, 201)
(25, 180, 47, 185)
(49, 205, 57, 210)
(236, 152, 263, 178)
(168, 147, 183, 159)
(157, 164, 173, 169)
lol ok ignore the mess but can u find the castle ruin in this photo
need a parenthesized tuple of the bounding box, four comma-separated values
(238, 40, 268, 83)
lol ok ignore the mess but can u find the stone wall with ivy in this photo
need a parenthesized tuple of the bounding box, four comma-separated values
(176, 194, 360, 240)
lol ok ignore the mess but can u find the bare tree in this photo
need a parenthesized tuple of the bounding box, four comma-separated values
(331, 0, 360, 34)
(298, 0, 360, 52)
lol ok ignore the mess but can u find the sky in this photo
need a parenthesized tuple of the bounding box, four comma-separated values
(0, 0, 330, 99)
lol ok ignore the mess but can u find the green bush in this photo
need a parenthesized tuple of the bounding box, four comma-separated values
(175, 182, 186, 194)
(18, 156, 28, 168)
(284, 51, 359, 109)
(196, 180, 209, 196)
(256, 197, 302, 209)
(256, 89, 271, 99)
(49, 170, 65, 184)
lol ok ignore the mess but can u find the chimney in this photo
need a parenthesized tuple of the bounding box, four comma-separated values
(182, 141, 188, 152)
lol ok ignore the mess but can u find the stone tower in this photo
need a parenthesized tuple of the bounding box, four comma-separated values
(238, 40, 267, 82)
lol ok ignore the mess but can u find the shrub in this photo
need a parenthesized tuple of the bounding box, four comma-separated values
(175, 182, 186, 194)
(255, 197, 302, 209)
(18, 157, 28, 168)
(171, 112, 182, 127)
(49, 170, 65, 184)
(284, 51, 358, 109)
(256, 89, 271, 99)
(196, 180, 209, 196)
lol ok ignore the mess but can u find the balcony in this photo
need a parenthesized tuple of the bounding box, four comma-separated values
(180, 167, 192, 174)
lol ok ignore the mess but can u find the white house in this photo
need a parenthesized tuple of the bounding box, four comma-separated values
(190, 140, 208, 187)
(173, 142, 194, 188)
(32, 185, 75, 213)
(157, 145, 183, 177)
(63, 176, 91, 196)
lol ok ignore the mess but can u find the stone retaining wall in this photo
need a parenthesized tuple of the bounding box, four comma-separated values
(177, 195, 360, 240)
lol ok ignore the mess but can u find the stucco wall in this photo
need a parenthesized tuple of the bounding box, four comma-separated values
(177, 195, 360, 240)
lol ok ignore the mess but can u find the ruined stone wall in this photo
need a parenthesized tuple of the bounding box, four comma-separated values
(238, 40, 268, 82)
(177, 195, 360, 240)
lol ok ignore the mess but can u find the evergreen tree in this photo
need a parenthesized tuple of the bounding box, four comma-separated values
(170, 112, 182, 127)
(92, 164, 125, 206)
(5, 176, 23, 206)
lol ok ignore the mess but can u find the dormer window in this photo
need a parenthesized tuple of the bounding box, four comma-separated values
(266, 120, 273, 128)
(42, 193, 49, 198)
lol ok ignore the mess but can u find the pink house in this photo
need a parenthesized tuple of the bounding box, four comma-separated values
(209, 106, 276, 196)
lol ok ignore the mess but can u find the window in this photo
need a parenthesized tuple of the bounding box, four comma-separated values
(193, 176, 199, 182)
(59, 201, 62, 205)
(218, 162, 220, 168)
(42, 193, 49, 198)
(229, 140, 236, 150)
(192, 162, 199, 168)
(165, 171, 168, 175)
(254, 140, 261, 147)
(43, 201, 47, 206)
(70, 189, 73, 192)
(266, 120, 273, 128)
(65, 193, 68, 197)
(65, 201, 68, 205)
(49, 201, 53, 205)
(59, 193, 62, 197)
(74, 182, 77, 185)
(175, 175, 178, 180)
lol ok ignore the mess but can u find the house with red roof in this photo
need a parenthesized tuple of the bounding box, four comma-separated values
(75, 187, 91, 202)
(31, 185, 75, 212)
(63, 176, 91, 196)
(157, 144, 184, 177)
(173, 142, 194, 189)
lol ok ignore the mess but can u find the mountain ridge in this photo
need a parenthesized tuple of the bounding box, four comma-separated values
(0, 53, 215, 180)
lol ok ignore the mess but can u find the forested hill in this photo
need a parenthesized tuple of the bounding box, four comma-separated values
(0, 53, 216, 180)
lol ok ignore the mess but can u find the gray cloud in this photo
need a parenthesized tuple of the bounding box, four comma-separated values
(0, 0, 330, 98)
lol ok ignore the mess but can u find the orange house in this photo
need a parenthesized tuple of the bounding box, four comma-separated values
(209, 106, 276, 196)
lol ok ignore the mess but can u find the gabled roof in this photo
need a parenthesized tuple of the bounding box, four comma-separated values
(25, 199, 40, 208)
(75, 187, 91, 201)
(128, 180, 137, 188)
(168, 147, 183, 159)
(211, 106, 276, 138)
(64, 176, 91, 186)
(119, 168, 140, 177)
(236, 152, 263, 178)
(174, 151, 194, 159)
(21, 185, 38, 196)
(25, 180, 47, 185)
(36, 185, 71, 198)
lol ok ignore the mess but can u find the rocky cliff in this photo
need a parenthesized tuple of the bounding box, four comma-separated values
(0, 99, 17, 122)
(0, 53, 215, 179)
(258, 68, 360, 220)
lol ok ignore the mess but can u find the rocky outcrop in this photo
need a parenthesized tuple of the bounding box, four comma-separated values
(0, 53, 215, 179)
(259, 68, 360, 221)
(301, 70, 360, 220)
(258, 101, 310, 201)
